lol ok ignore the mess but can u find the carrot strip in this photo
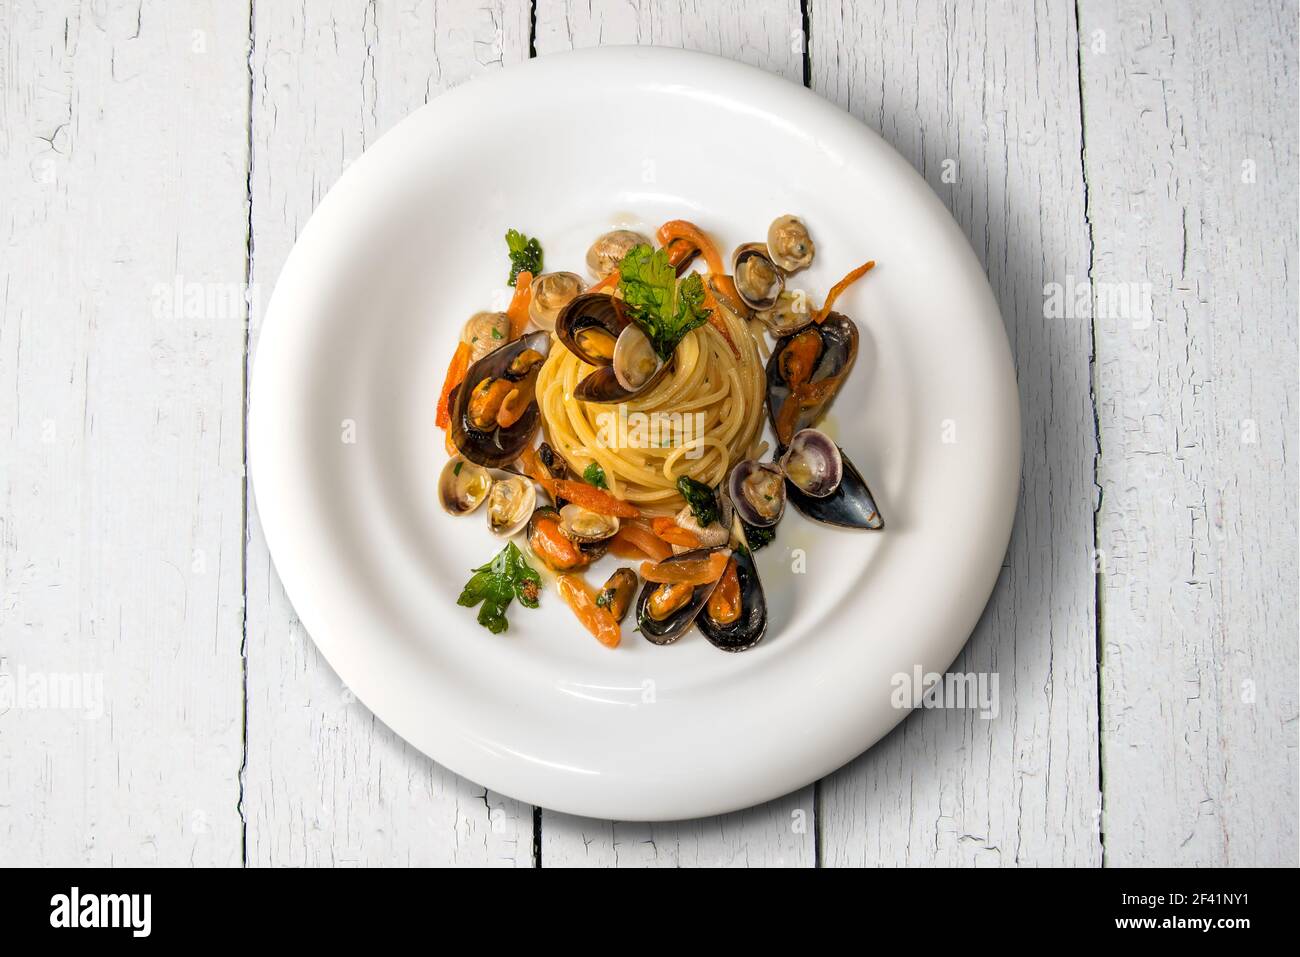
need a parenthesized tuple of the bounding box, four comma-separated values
(557, 574, 621, 648)
(586, 272, 619, 294)
(435, 342, 471, 430)
(507, 271, 534, 339)
(656, 220, 726, 276)
(814, 259, 876, 324)
(640, 550, 730, 586)
(651, 517, 702, 549)
(551, 479, 641, 517)
(611, 522, 673, 562)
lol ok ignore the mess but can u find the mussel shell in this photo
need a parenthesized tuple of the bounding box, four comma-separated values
(765, 312, 859, 445)
(635, 547, 727, 645)
(727, 459, 787, 528)
(697, 546, 767, 653)
(450, 331, 550, 469)
(555, 293, 630, 366)
(526, 505, 608, 570)
(573, 348, 672, 404)
(785, 446, 884, 530)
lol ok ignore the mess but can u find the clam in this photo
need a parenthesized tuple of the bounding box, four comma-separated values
(438, 456, 492, 516)
(673, 501, 730, 550)
(595, 568, 638, 623)
(461, 311, 511, 363)
(732, 243, 784, 311)
(780, 429, 843, 498)
(587, 229, 652, 279)
(697, 521, 767, 653)
(555, 293, 630, 366)
(766, 215, 815, 274)
(485, 474, 536, 538)
(785, 443, 884, 530)
(635, 547, 730, 645)
(765, 312, 859, 447)
(558, 503, 620, 544)
(755, 290, 813, 336)
(574, 324, 671, 404)
(451, 331, 550, 468)
(526, 505, 605, 572)
(528, 272, 585, 331)
(727, 460, 786, 528)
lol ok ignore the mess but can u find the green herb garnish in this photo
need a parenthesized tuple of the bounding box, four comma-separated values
(617, 244, 711, 362)
(742, 521, 776, 552)
(456, 541, 541, 634)
(676, 476, 718, 528)
(505, 228, 543, 286)
(595, 590, 612, 609)
(582, 462, 608, 489)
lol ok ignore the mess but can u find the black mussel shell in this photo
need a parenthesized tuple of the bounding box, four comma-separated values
(451, 331, 550, 469)
(697, 545, 767, 653)
(635, 547, 728, 645)
(765, 312, 859, 445)
(785, 446, 884, 530)
(555, 293, 630, 366)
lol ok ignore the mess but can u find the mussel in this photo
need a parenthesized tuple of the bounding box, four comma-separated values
(555, 293, 630, 366)
(766, 215, 815, 274)
(528, 272, 585, 331)
(587, 229, 652, 279)
(635, 547, 731, 645)
(765, 312, 859, 447)
(595, 568, 638, 623)
(728, 460, 786, 528)
(783, 433, 884, 530)
(732, 243, 784, 311)
(526, 505, 607, 572)
(438, 456, 492, 516)
(451, 331, 550, 468)
(697, 524, 767, 653)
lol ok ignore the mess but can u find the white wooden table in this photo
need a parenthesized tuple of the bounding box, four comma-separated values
(1, 0, 1295, 867)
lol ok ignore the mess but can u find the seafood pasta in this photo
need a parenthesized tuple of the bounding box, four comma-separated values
(436, 216, 881, 651)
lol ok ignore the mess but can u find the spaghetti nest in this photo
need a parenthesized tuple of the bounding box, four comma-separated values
(537, 304, 766, 513)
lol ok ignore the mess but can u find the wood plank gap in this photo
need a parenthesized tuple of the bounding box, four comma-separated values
(238, 0, 257, 869)
(799, 0, 810, 87)
(1072, 0, 1105, 869)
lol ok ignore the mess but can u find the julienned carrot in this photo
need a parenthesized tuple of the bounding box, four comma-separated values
(557, 574, 621, 648)
(814, 260, 876, 324)
(507, 271, 534, 339)
(656, 220, 725, 276)
(436, 341, 471, 430)
(586, 272, 619, 294)
(611, 522, 673, 562)
(551, 479, 641, 517)
(640, 549, 730, 586)
(651, 516, 701, 549)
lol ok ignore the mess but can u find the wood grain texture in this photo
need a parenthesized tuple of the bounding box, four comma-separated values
(534, 0, 815, 867)
(1078, 0, 1299, 866)
(0, 0, 248, 865)
(810, 0, 1103, 866)
(242, 0, 536, 867)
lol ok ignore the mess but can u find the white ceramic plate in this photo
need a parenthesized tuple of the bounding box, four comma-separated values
(250, 47, 1019, 821)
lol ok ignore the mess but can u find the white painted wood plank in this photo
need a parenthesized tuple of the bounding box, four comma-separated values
(0, 0, 248, 865)
(1079, 0, 1298, 866)
(533, 0, 814, 868)
(810, 0, 1103, 866)
(244, 0, 536, 867)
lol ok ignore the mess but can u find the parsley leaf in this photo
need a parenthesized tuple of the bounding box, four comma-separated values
(505, 228, 543, 286)
(582, 462, 608, 489)
(457, 541, 541, 634)
(742, 520, 776, 552)
(676, 476, 719, 528)
(618, 244, 712, 362)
